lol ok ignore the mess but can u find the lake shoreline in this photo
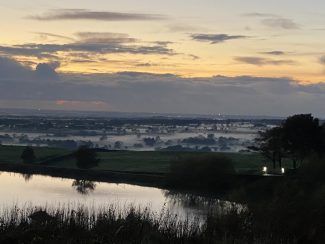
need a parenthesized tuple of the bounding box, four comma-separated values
(0, 162, 273, 198)
(0, 163, 167, 189)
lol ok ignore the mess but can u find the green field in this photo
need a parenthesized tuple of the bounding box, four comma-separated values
(0, 145, 266, 173)
(0, 145, 69, 164)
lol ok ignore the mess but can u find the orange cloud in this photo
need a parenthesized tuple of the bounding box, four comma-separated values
(55, 100, 112, 110)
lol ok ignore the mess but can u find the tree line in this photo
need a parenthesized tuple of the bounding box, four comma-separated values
(20, 145, 99, 169)
(251, 114, 325, 169)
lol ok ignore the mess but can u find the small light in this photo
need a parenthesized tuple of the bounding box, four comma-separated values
(281, 168, 285, 174)
(262, 166, 267, 174)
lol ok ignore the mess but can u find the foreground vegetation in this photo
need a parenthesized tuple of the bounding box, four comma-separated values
(1, 155, 325, 243)
(0, 201, 300, 244)
(0, 203, 251, 244)
(3, 161, 325, 244)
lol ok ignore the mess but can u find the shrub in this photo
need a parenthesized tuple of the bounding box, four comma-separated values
(168, 155, 236, 190)
(74, 146, 99, 169)
(20, 146, 36, 164)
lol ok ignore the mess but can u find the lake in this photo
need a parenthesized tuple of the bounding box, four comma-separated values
(0, 171, 234, 221)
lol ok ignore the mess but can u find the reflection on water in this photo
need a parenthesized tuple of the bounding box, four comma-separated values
(21, 173, 33, 182)
(165, 191, 246, 215)
(165, 191, 218, 208)
(0, 172, 239, 220)
(72, 180, 96, 195)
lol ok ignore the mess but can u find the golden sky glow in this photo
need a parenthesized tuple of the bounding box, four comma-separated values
(0, 0, 324, 83)
(1, 1, 325, 116)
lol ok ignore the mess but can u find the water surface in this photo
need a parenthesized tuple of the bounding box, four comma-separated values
(0, 171, 226, 220)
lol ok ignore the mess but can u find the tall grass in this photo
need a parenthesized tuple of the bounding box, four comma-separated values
(0, 203, 255, 244)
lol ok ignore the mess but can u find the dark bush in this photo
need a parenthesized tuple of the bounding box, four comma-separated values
(168, 155, 236, 190)
(74, 146, 100, 169)
(143, 137, 156, 146)
(21, 146, 36, 164)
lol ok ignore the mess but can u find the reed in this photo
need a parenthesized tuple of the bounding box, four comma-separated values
(0, 203, 253, 244)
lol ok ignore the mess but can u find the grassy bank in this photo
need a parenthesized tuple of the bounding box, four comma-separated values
(59, 151, 267, 173)
(0, 145, 265, 173)
(0, 145, 272, 194)
(0, 145, 68, 164)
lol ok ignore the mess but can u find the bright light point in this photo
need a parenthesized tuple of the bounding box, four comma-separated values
(262, 166, 267, 174)
(281, 168, 285, 174)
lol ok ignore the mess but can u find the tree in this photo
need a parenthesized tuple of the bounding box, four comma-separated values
(255, 127, 285, 169)
(72, 180, 96, 195)
(21, 146, 36, 164)
(74, 146, 99, 169)
(321, 124, 325, 154)
(282, 114, 322, 168)
(114, 141, 123, 150)
(143, 137, 156, 146)
(254, 114, 324, 170)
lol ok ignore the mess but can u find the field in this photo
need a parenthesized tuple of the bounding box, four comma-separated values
(0, 145, 265, 173)
(0, 145, 68, 164)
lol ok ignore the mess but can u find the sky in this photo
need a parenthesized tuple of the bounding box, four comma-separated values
(0, 0, 325, 116)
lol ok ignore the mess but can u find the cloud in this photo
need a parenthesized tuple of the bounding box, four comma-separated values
(243, 13, 300, 30)
(55, 100, 111, 110)
(154, 41, 174, 46)
(134, 62, 157, 67)
(28, 9, 166, 21)
(0, 57, 59, 80)
(242, 12, 277, 18)
(0, 32, 176, 61)
(34, 31, 139, 44)
(0, 32, 179, 67)
(0, 57, 32, 79)
(261, 51, 286, 56)
(190, 34, 247, 44)
(166, 23, 201, 32)
(33, 32, 75, 42)
(319, 55, 325, 65)
(261, 18, 300, 29)
(0, 40, 175, 59)
(235, 56, 296, 66)
(1, 57, 325, 116)
(188, 54, 200, 60)
(35, 62, 60, 80)
(75, 32, 138, 44)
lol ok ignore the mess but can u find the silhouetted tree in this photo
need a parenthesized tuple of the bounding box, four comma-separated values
(321, 124, 325, 154)
(254, 114, 324, 170)
(21, 173, 33, 182)
(114, 141, 123, 150)
(143, 137, 156, 146)
(21, 146, 36, 164)
(282, 114, 322, 168)
(74, 146, 99, 169)
(255, 127, 285, 169)
(72, 180, 96, 195)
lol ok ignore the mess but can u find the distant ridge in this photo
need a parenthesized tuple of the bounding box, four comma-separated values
(0, 107, 286, 120)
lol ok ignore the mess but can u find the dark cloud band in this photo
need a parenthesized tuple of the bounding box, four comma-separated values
(28, 9, 166, 21)
(235, 56, 296, 66)
(190, 34, 247, 44)
(0, 57, 324, 116)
